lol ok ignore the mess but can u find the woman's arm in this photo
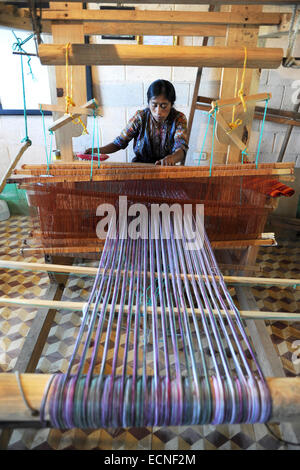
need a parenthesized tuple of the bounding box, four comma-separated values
(85, 142, 120, 155)
(155, 148, 185, 166)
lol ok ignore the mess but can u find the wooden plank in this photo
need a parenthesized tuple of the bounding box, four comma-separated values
(212, 92, 271, 110)
(84, 22, 226, 38)
(38, 44, 283, 68)
(42, 10, 283, 25)
(40, 103, 101, 116)
(0, 4, 51, 33)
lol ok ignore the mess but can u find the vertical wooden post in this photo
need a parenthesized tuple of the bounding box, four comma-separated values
(215, 5, 262, 164)
(50, 2, 87, 162)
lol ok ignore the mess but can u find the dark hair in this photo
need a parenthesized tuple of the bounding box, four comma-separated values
(147, 80, 176, 106)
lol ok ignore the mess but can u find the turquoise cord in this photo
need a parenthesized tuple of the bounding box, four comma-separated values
(209, 109, 217, 177)
(197, 108, 217, 177)
(197, 112, 211, 166)
(255, 98, 269, 168)
(90, 109, 96, 180)
(12, 32, 35, 144)
(40, 105, 53, 173)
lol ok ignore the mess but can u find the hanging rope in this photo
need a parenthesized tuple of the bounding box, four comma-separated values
(197, 107, 217, 176)
(65, 43, 88, 135)
(228, 47, 248, 132)
(40, 105, 54, 174)
(255, 97, 269, 168)
(90, 107, 102, 179)
(12, 32, 35, 145)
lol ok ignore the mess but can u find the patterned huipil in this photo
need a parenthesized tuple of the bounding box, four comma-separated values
(113, 107, 189, 164)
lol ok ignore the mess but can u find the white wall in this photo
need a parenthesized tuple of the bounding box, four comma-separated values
(0, 3, 299, 171)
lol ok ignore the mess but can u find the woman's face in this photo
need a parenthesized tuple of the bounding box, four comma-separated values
(149, 94, 172, 123)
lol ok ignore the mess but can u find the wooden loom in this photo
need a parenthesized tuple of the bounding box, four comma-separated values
(1, 1, 300, 446)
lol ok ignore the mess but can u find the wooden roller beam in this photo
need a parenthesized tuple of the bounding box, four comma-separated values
(38, 44, 283, 69)
(0, 373, 300, 425)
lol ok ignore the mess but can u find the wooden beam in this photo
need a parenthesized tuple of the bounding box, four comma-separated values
(42, 10, 283, 25)
(0, 140, 31, 194)
(1, 373, 300, 425)
(212, 92, 271, 110)
(0, 260, 299, 289)
(40, 103, 102, 116)
(0, 296, 299, 321)
(38, 44, 283, 68)
(0, 5, 51, 33)
(19, 161, 294, 171)
(13, 167, 294, 185)
(83, 22, 226, 38)
(26, 0, 300, 5)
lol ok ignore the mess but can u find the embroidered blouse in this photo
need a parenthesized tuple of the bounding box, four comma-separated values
(113, 107, 189, 164)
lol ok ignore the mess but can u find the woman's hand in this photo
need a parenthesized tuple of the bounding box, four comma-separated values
(85, 148, 95, 155)
(155, 155, 176, 166)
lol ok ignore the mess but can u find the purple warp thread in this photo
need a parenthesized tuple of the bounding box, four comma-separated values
(40, 213, 272, 428)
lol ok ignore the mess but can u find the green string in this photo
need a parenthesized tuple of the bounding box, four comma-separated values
(197, 107, 217, 177)
(197, 112, 211, 166)
(241, 147, 249, 164)
(209, 108, 217, 177)
(255, 98, 269, 168)
(90, 110, 96, 180)
(40, 105, 53, 174)
(90, 107, 101, 179)
(12, 32, 35, 144)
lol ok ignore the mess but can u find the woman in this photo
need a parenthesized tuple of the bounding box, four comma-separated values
(85, 80, 188, 166)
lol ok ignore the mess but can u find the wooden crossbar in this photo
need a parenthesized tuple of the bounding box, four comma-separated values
(42, 10, 283, 25)
(0, 296, 299, 321)
(1, 374, 300, 425)
(0, 260, 298, 289)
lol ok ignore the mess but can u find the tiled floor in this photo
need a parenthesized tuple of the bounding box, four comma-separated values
(0, 215, 299, 450)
